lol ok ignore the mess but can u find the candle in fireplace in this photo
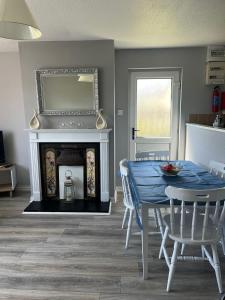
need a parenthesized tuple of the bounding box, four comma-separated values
(64, 170, 75, 202)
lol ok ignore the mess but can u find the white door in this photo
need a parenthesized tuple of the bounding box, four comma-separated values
(129, 70, 180, 160)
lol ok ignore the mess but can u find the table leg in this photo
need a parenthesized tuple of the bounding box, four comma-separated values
(141, 203, 149, 279)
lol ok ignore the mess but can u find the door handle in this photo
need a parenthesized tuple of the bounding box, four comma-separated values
(132, 127, 140, 140)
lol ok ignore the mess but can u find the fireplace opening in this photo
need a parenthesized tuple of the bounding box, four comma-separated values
(39, 143, 100, 203)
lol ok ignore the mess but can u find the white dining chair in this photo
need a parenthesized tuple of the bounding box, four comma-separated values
(210, 160, 225, 179)
(209, 160, 225, 255)
(120, 159, 165, 249)
(120, 159, 136, 249)
(159, 186, 225, 293)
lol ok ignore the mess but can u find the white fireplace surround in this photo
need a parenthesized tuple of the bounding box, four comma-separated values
(27, 129, 111, 202)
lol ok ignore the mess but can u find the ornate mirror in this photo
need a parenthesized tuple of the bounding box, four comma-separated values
(36, 67, 99, 116)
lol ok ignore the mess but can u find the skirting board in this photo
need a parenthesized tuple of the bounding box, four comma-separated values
(15, 185, 31, 192)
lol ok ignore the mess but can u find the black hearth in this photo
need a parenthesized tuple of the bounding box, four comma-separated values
(24, 198, 110, 214)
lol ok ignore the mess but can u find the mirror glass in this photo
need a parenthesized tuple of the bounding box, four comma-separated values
(36, 68, 99, 115)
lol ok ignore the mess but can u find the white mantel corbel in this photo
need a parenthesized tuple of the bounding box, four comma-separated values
(26, 129, 111, 202)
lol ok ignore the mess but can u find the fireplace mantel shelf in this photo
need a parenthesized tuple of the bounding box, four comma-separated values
(26, 128, 112, 143)
(25, 128, 112, 133)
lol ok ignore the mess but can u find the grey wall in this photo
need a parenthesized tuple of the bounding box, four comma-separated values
(0, 52, 29, 187)
(0, 44, 215, 192)
(115, 47, 212, 184)
(19, 40, 115, 195)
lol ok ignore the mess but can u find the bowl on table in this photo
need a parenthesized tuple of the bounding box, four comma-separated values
(160, 163, 181, 176)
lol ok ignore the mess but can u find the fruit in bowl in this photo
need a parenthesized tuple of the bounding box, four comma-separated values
(160, 163, 181, 176)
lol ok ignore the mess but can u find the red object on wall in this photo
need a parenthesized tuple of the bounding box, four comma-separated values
(221, 92, 225, 110)
(212, 86, 221, 113)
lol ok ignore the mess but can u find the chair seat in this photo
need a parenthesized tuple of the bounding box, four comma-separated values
(163, 213, 220, 245)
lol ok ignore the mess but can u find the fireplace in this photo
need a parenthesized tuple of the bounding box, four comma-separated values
(39, 143, 100, 202)
(26, 129, 111, 204)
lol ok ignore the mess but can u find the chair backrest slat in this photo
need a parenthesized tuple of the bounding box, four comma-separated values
(170, 198, 175, 235)
(191, 202, 197, 240)
(213, 201, 220, 224)
(202, 201, 210, 240)
(180, 200, 185, 239)
(165, 186, 225, 243)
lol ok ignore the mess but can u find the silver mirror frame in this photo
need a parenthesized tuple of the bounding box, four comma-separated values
(36, 67, 99, 116)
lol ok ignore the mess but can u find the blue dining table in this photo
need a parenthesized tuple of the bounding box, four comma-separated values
(127, 160, 225, 279)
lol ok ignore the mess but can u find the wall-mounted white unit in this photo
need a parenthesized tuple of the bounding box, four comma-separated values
(185, 123, 225, 168)
(206, 61, 225, 85)
(207, 46, 225, 62)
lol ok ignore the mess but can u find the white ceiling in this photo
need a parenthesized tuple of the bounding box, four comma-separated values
(2, 0, 225, 52)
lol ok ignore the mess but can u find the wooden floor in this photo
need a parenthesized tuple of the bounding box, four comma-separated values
(0, 192, 223, 299)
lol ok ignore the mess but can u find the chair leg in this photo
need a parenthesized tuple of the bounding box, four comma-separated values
(220, 227, 225, 255)
(167, 241, 179, 292)
(201, 245, 205, 258)
(156, 208, 164, 238)
(153, 208, 159, 228)
(122, 207, 129, 229)
(181, 243, 185, 255)
(125, 209, 134, 249)
(211, 244, 223, 294)
(159, 226, 169, 259)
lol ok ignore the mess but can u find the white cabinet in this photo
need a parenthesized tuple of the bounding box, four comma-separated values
(0, 165, 16, 197)
(185, 123, 225, 168)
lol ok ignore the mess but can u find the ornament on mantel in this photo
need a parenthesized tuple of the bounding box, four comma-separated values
(29, 110, 40, 129)
(96, 109, 107, 130)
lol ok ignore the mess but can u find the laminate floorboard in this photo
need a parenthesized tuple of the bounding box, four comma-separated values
(0, 192, 223, 299)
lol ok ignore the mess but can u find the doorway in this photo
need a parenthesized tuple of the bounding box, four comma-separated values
(129, 70, 181, 160)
